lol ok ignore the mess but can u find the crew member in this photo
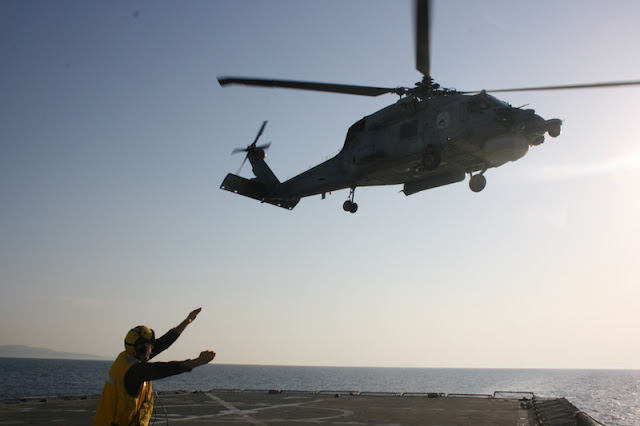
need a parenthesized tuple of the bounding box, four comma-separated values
(93, 307, 215, 426)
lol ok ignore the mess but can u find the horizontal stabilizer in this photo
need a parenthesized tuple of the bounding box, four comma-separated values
(220, 174, 299, 210)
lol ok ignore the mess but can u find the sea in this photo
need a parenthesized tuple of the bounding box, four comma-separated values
(1, 358, 638, 425)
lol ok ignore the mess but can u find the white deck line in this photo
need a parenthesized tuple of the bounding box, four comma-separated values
(204, 392, 266, 425)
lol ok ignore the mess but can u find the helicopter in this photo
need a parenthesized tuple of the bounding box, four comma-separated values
(218, 0, 640, 213)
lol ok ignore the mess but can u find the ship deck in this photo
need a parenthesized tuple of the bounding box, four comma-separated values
(0, 389, 601, 425)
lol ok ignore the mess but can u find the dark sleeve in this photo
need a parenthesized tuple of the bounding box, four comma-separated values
(150, 328, 180, 359)
(124, 361, 192, 396)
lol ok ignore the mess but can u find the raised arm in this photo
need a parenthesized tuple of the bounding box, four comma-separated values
(150, 308, 204, 358)
(174, 307, 202, 335)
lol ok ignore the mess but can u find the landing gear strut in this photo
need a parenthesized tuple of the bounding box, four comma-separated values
(343, 188, 358, 213)
(469, 172, 487, 193)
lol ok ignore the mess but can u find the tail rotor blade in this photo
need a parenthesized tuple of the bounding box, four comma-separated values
(252, 121, 268, 146)
(236, 155, 249, 174)
(257, 142, 271, 151)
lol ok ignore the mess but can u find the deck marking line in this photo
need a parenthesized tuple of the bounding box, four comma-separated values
(240, 398, 355, 423)
(204, 393, 265, 425)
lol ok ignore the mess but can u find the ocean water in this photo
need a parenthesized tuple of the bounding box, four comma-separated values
(1, 358, 638, 425)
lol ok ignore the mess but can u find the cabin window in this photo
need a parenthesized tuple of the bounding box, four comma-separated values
(400, 120, 418, 139)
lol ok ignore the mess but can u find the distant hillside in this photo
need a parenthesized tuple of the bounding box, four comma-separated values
(0, 345, 110, 360)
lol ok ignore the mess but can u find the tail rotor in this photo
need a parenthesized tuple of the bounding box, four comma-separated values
(232, 121, 271, 174)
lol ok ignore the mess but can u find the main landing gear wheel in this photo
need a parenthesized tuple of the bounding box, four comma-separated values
(343, 188, 358, 213)
(343, 200, 358, 213)
(469, 174, 486, 192)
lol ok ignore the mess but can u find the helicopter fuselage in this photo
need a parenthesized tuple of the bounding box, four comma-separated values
(279, 92, 558, 195)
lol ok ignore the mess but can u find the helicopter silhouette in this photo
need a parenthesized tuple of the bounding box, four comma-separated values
(219, 0, 640, 213)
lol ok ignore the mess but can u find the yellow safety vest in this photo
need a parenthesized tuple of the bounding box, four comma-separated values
(93, 351, 153, 426)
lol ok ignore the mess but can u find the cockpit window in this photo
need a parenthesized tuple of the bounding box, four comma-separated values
(468, 93, 491, 112)
(486, 94, 510, 108)
(468, 92, 510, 113)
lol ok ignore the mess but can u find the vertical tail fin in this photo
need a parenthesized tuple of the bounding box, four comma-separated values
(247, 148, 279, 190)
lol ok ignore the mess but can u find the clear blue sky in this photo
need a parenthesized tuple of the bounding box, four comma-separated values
(2, 0, 640, 369)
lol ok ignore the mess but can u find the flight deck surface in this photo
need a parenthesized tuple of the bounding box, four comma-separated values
(0, 389, 601, 425)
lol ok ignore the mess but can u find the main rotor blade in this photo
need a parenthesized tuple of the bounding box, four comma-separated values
(415, 0, 431, 78)
(218, 77, 402, 97)
(461, 80, 640, 94)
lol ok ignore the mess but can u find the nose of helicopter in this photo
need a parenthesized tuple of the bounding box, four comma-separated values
(522, 108, 563, 138)
(483, 108, 562, 164)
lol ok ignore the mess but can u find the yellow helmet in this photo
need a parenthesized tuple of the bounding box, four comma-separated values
(124, 325, 155, 356)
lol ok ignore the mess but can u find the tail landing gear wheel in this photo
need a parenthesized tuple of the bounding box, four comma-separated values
(469, 174, 487, 192)
(343, 200, 358, 213)
(343, 188, 358, 213)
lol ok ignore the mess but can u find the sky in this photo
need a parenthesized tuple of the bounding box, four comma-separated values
(2, 0, 640, 369)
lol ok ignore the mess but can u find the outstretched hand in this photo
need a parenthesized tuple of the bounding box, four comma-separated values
(187, 307, 202, 323)
(175, 307, 203, 335)
(184, 350, 216, 370)
(198, 350, 216, 364)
